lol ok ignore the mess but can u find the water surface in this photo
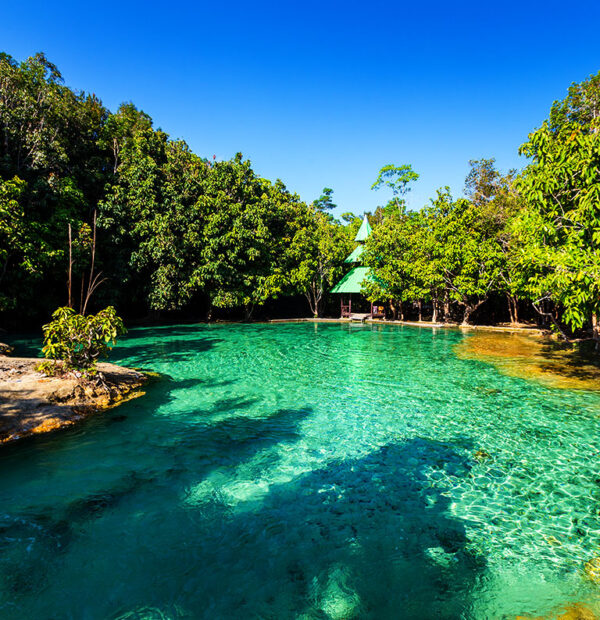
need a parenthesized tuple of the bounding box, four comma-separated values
(1, 323, 600, 619)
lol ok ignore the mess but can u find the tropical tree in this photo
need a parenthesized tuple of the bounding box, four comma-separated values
(38, 305, 126, 376)
(192, 156, 309, 318)
(312, 187, 337, 212)
(371, 164, 419, 220)
(514, 71, 600, 340)
(465, 158, 524, 323)
(363, 212, 414, 319)
(288, 211, 351, 317)
(428, 189, 504, 325)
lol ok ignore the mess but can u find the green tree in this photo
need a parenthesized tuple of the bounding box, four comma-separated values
(312, 187, 337, 211)
(287, 211, 350, 317)
(192, 155, 309, 318)
(428, 189, 504, 325)
(371, 164, 419, 220)
(0, 52, 109, 320)
(514, 72, 600, 339)
(465, 158, 524, 323)
(0, 176, 29, 310)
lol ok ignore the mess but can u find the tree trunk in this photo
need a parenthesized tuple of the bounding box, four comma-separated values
(507, 294, 518, 324)
(462, 305, 474, 326)
(398, 300, 404, 321)
(314, 297, 321, 318)
(305, 292, 317, 318)
(532, 301, 570, 341)
(432, 295, 438, 323)
(443, 291, 450, 323)
(592, 314, 599, 349)
(462, 298, 486, 326)
(417, 299, 422, 322)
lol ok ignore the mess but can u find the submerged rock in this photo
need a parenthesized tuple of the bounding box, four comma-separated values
(474, 449, 491, 462)
(515, 602, 597, 619)
(584, 557, 600, 585)
(313, 565, 361, 620)
(545, 535, 561, 547)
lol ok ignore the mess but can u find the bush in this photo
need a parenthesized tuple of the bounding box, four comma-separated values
(38, 306, 126, 376)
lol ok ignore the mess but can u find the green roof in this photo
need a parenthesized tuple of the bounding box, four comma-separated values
(331, 266, 372, 294)
(354, 215, 372, 242)
(344, 245, 364, 263)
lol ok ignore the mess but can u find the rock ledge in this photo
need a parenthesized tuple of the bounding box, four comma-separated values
(0, 357, 147, 445)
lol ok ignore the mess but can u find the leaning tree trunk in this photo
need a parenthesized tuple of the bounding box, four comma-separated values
(462, 305, 474, 326)
(462, 299, 486, 326)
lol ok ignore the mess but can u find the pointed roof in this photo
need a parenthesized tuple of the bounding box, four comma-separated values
(354, 215, 372, 242)
(331, 266, 372, 294)
(344, 245, 364, 263)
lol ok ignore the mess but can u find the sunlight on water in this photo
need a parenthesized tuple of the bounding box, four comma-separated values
(1, 323, 600, 619)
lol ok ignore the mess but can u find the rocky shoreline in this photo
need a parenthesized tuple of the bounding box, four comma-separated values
(0, 356, 147, 445)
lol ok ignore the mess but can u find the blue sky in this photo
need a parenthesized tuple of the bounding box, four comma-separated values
(2, 1, 600, 215)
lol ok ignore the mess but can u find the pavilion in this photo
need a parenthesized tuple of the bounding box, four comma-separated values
(331, 215, 383, 319)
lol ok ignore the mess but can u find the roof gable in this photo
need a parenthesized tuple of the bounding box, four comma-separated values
(354, 215, 372, 242)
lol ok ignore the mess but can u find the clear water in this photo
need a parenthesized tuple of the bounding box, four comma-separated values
(1, 323, 600, 619)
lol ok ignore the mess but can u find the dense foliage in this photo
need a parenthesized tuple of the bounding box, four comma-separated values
(1, 51, 599, 342)
(363, 71, 600, 339)
(0, 53, 354, 323)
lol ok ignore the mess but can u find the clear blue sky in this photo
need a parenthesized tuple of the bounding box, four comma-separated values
(2, 1, 600, 215)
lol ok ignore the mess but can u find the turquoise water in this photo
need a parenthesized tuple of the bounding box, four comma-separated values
(1, 322, 600, 619)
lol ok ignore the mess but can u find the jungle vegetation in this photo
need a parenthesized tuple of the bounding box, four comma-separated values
(1, 52, 599, 342)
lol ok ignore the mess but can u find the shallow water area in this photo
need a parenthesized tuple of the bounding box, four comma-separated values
(455, 330, 600, 391)
(1, 322, 600, 619)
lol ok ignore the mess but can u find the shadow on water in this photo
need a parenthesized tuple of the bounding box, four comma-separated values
(0, 402, 314, 608)
(0, 325, 486, 618)
(170, 406, 312, 464)
(8, 436, 486, 619)
(179, 438, 485, 619)
(112, 334, 224, 367)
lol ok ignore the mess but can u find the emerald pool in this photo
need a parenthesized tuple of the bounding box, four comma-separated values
(1, 322, 600, 619)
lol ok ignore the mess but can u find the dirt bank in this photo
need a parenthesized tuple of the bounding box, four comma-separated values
(0, 357, 147, 445)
